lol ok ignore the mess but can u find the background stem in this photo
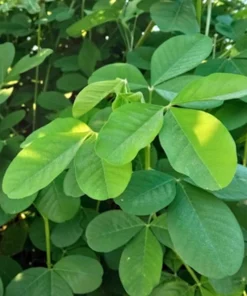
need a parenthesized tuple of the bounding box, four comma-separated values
(205, 0, 212, 36)
(135, 21, 154, 48)
(195, 0, 202, 30)
(42, 215, 52, 269)
(144, 145, 151, 170)
(32, 10, 42, 131)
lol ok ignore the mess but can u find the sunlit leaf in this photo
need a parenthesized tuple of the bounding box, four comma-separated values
(96, 103, 164, 165)
(159, 107, 237, 190)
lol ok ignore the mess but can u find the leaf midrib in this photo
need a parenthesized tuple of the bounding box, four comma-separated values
(170, 109, 219, 188)
(103, 107, 163, 160)
(7, 135, 86, 197)
(178, 183, 224, 270)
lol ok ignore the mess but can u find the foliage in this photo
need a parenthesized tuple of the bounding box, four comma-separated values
(0, 0, 247, 295)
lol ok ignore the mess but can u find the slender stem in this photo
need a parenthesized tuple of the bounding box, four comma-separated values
(33, 12, 42, 131)
(243, 291, 247, 296)
(218, 47, 231, 58)
(117, 22, 129, 52)
(243, 135, 247, 167)
(130, 16, 138, 50)
(42, 215, 52, 269)
(184, 263, 202, 292)
(81, 0, 85, 18)
(43, 63, 51, 92)
(205, 0, 212, 36)
(135, 21, 155, 49)
(144, 145, 151, 170)
(148, 87, 153, 103)
(195, 0, 202, 30)
(0, 113, 18, 135)
(212, 33, 218, 59)
(96, 200, 101, 212)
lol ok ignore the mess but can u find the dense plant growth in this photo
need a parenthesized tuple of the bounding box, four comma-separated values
(1, 0, 247, 295)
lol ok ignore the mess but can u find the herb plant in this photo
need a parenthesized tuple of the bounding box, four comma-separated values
(1, 0, 247, 295)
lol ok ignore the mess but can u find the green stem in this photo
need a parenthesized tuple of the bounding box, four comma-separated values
(218, 46, 232, 59)
(81, 0, 85, 18)
(33, 12, 42, 131)
(96, 200, 101, 212)
(195, 0, 202, 30)
(43, 63, 51, 92)
(42, 215, 52, 269)
(205, 0, 212, 36)
(117, 22, 129, 52)
(148, 87, 153, 103)
(135, 21, 155, 49)
(184, 263, 202, 292)
(144, 144, 151, 170)
(0, 113, 18, 135)
(243, 291, 247, 296)
(43, 31, 61, 92)
(212, 33, 218, 59)
(130, 16, 138, 50)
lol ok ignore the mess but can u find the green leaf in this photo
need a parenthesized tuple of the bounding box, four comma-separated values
(210, 164, 247, 201)
(154, 75, 201, 102)
(63, 165, 84, 198)
(0, 256, 22, 286)
(0, 110, 25, 132)
(119, 227, 163, 296)
(112, 92, 144, 110)
(53, 55, 79, 72)
(0, 220, 28, 256)
(35, 174, 80, 223)
(209, 257, 247, 295)
(172, 73, 247, 105)
(150, 213, 173, 249)
(54, 255, 103, 294)
(0, 278, 3, 296)
(0, 160, 37, 214)
(0, 42, 15, 87)
(164, 250, 183, 274)
(29, 217, 47, 251)
(51, 212, 84, 248)
(127, 47, 155, 70)
(151, 280, 194, 296)
(21, 117, 90, 148)
(168, 182, 244, 278)
(86, 210, 145, 252)
(9, 49, 53, 78)
(3, 123, 91, 198)
(5, 267, 73, 296)
(214, 100, 247, 131)
(37, 91, 71, 111)
(72, 79, 125, 118)
(0, 88, 14, 105)
(115, 170, 176, 215)
(88, 63, 148, 90)
(151, 34, 212, 86)
(56, 73, 87, 92)
(78, 39, 101, 76)
(0, 207, 13, 227)
(159, 107, 237, 190)
(67, 9, 120, 37)
(150, 0, 199, 35)
(75, 135, 132, 200)
(0, 193, 37, 214)
(88, 107, 112, 132)
(104, 247, 123, 270)
(96, 103, 164, 165)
